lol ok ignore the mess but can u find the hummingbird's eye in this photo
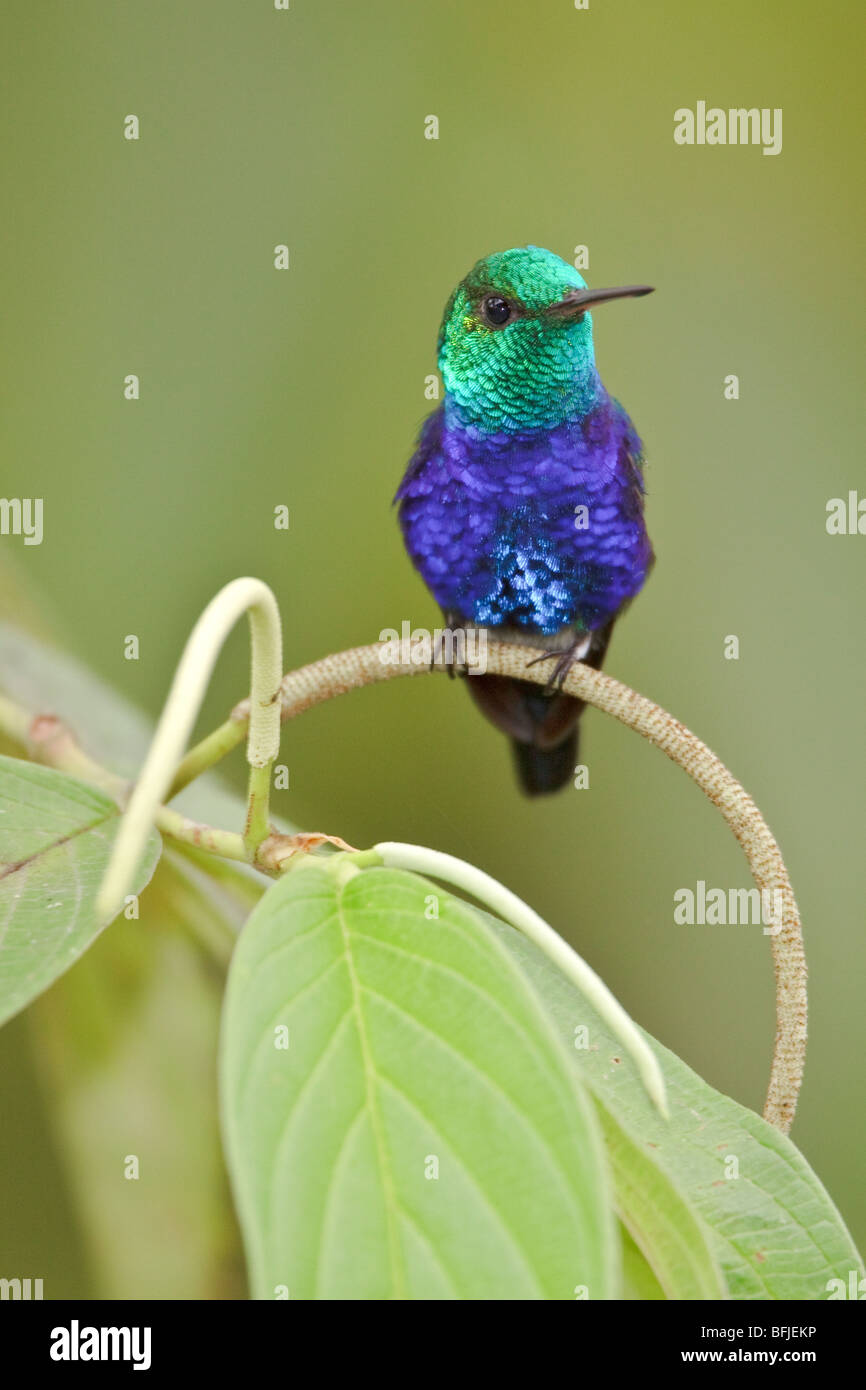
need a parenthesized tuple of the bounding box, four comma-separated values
(481, 294, 513, 327)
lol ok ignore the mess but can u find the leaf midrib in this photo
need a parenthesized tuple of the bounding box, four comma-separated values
(328, 878, 408, 1300)
(0, 809, 116, 881)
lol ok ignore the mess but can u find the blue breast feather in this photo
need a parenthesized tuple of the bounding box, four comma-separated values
(396, 395, 654, 636)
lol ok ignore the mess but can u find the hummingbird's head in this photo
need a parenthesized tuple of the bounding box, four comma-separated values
(437, 245, 652, 432)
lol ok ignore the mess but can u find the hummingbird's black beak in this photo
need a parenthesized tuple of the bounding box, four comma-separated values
(546, 285, 654, 320)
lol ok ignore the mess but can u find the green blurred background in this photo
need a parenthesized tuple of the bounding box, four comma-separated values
(1, 0, 863, 1293)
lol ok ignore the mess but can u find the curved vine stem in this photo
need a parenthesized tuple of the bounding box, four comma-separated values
(95, 578, 282, 920)
(219, 641, 803, 1135)
(80, 612, 805, 1134)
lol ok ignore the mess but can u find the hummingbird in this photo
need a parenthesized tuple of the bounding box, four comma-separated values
(396, 245, 655, 795)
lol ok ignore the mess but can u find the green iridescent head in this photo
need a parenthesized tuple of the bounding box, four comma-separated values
(437, 245, 652, 433)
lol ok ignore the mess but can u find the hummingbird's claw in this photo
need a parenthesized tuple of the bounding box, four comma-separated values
(525, 644, 584, 696)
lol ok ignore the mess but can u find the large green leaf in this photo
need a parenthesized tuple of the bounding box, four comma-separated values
(0, 756, 161, 1026)
(492, 917, 864, 1300)
(221, 863, 618, 1300)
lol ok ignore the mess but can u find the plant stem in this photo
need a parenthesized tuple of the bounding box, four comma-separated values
(0, 700, 128, 801)
(243, 760, 273, 861)
(155, 806, 248, 862)
(167, 717, 245, 799)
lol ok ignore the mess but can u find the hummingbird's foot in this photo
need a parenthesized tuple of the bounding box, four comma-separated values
(525, 636, 591, 695)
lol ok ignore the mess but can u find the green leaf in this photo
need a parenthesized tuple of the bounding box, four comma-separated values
(30, 850, 258, 1298)
(492, 917, 864, 1300)
(596, 1103, 726, 1298)
(0, 756, 161, 1026)
(619, 1224, 665, 1300)
(221, 863, 618, 1300)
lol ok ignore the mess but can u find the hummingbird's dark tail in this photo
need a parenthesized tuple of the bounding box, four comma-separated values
(511, 724, 579, 796)
(465, 675, 583, 797)
(462, 620, 615, 796)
